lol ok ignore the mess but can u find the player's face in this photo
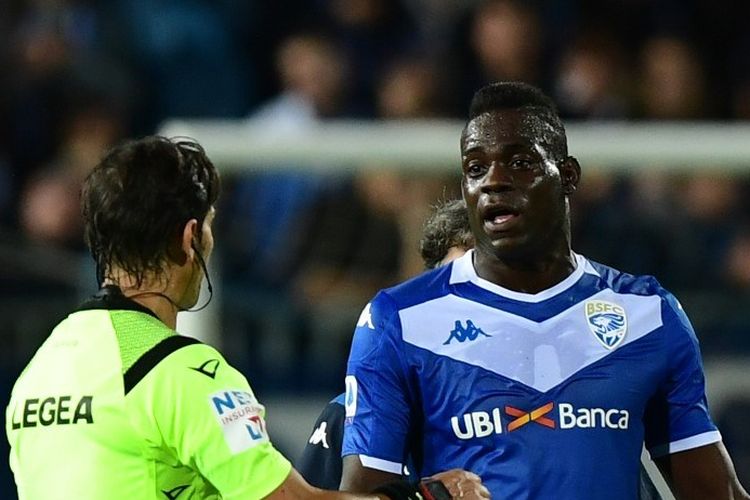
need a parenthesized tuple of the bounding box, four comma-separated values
(461, 109, 574, 260)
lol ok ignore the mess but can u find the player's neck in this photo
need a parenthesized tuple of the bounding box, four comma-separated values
(104, 272, 181, 329)
(473, 246, 577, 295)
(126, 292, 179, 330)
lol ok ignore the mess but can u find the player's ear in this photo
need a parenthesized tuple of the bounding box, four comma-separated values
(560, 156, 581, 195)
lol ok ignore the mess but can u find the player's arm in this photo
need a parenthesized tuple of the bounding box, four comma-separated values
(297, 396, 346, 489)
(340, 455, 402, 493)
(654, 442, 748, 499)
(339, 295, 413, 493)
(646, 293, 748, 500)
(265, 468, 382, 499)
(268, 467, 489, 500)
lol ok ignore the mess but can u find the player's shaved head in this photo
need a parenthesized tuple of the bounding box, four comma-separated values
(465, 81, 568, 161)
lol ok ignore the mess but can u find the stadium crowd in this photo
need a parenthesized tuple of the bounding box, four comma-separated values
(1, 0, 750, 491)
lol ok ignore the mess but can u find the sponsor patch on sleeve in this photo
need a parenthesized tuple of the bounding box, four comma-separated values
(209, 390, 269, 454)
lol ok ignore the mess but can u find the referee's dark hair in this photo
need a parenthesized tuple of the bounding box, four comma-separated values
(81, 136, 220, 287)
(466, 81, 569, 161)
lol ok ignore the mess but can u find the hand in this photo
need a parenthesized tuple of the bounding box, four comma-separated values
(426, 469, 491, 499)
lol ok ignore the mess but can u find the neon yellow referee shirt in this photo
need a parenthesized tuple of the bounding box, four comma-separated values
(5, 286, 291, 499)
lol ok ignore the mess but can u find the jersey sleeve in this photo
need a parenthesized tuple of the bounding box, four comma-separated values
(644, 292, 721, 458)
(296, 396, 346, 489)
(342, 292, 411, 475)
(131, 343, 292, 499)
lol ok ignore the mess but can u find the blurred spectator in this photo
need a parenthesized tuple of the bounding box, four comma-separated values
(553, 32, 631, 119)
(637, 36, 710, 119)
(724, 228, 750, 290)
(19, 170, 81, 247)
(318, 0, 421, 116)
(444, 0, 543, 115)
(19, 99, 124, 249)
(670, 174, 741, 289)
(1, 0, 132, 227)
(371, 58, 456, 277)
(219, 32, 357, 390)
(112, 0, 254, 129)
(376, 58, 444, 119)
(251, 33, 352, 127)
(470, 0, 541, 83)
(232, 33, 352, 286)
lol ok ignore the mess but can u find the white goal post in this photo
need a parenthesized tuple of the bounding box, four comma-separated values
(160, 119, 750, 173)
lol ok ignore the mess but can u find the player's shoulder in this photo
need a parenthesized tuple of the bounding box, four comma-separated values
(379, 263, 455, 311)
(150, 340, 234, 379)
(350, 268, 454, 356)
(585, 256, 687, 321)
(132, 338, 251, 400)
(313, 395, 347, 429)
(585, 257, 670, 298)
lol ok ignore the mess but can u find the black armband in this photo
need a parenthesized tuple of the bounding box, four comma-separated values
(372, 479, 451, 500)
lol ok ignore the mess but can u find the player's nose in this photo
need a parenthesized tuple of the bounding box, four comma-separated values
(480, 162, 514, 194)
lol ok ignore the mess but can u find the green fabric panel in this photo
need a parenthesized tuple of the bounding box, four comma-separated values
(109, 310, 175, 373)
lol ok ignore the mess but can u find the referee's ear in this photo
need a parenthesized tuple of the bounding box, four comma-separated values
(178, 218, 200, 265)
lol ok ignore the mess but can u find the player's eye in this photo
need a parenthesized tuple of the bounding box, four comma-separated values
(510, 158, 534, 170)
(466, 162, 488, 177)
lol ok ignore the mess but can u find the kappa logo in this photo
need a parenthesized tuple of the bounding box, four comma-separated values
(308, 421, 330, 449)
(357, 303, 374, 329)
(443, 320, 490, 345)
(585, 300, 627, 349)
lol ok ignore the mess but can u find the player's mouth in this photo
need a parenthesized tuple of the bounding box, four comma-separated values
(482, 205, 522, 233)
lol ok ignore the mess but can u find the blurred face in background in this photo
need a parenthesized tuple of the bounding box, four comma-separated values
(554, 35, 629, 118)
(377, 60, 439, 118)
(276, 35, 347, 116)
(640, 37, 706, 119)
(471, 0, 540, 82)
(329, 0, 386, 27)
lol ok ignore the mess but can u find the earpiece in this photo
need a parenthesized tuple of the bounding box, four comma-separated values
(185, 239, 213, 312)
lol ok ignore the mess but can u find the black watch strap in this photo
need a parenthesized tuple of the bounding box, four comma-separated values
(418, 479, 452, 500)
(372, 479, 452, 500)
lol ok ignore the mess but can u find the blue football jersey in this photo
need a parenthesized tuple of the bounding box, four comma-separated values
(342, 250, 720, 499)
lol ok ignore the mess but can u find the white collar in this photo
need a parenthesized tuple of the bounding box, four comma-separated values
(449, 249, 595, 303)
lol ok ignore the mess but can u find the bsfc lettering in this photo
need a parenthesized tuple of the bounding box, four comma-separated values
(585, 302, 625, 316)
(10, 395, 94, 429)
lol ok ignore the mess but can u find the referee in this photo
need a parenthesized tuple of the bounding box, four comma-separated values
(5, 136, 488, 500)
